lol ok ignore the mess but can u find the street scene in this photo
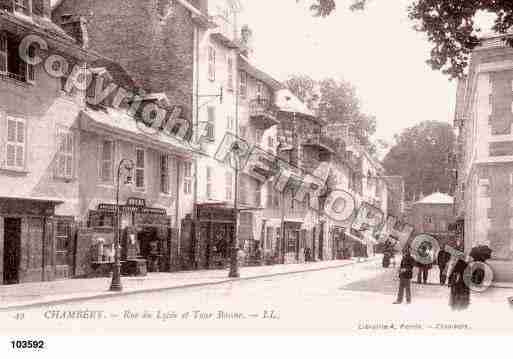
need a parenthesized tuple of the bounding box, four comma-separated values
(2, 0, 513, 341)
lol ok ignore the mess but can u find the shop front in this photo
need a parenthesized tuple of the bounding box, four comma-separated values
(0, 197, 75, 285)
(86, 198, 176, 276)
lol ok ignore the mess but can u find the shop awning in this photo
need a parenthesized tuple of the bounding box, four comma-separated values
(80, 107, 206, 159)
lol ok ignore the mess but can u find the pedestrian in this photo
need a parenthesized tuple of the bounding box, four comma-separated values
(416, 243, 433, 284)
(393, 248, 415, 304)
(448, 257, 470, 311)
(437, 247, 451, 285)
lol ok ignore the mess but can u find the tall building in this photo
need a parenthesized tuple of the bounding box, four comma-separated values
(0, 0, 102, 284)
(454, 32, 513, 281)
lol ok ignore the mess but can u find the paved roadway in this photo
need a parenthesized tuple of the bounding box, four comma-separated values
(2, 259, 513, 334)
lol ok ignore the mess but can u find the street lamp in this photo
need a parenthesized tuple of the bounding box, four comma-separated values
(110, 158, 135, 292)
(229, 141, 243, 278)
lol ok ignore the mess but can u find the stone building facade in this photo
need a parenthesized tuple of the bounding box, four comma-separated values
(454, 32, 513, 281)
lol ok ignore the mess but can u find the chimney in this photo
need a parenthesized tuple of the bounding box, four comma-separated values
(32, 0, 52, 18)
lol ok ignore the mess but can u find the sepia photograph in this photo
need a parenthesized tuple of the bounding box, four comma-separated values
(0, 0, 513, 353)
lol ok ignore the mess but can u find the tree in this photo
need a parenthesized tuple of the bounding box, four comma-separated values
(286, 74, 377, 154)
(382, 121, 456, 201)
(300, 0, 513, 79)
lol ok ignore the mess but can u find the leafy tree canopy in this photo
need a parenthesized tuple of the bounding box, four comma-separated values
(382, 121, 456, 201)
(286, 74, 377, 154)
(300, 0, 513, 78)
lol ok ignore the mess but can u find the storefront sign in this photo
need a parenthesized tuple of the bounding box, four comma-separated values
(127, 198, 146, 208)
(97, 201, 167, 216)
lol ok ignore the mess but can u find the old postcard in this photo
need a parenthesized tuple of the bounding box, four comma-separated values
(1, 0, 513, 348)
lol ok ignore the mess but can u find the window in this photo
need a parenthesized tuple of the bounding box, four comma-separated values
(135, 148, 145, 190)
(239, 125, 247, 140)
(227, 57, 234, 91)
(265, 227, 273, 250)
(206, 166, 213, 199)
(25, 43, 35, 83)
(184, 162, 192, 194)
(208, 46, 216, 81)
(206, 106, 215, 140)
(56, 128, 74, 179)
(424, 216, 433, 224)
(55, 220, 71, 266)
(268, 136, 274, 149)
(225, 171, 233, 201)
(5, 117, 25, 170)
(255, 129, 263, 144)
(256, 81, 263, 100)
(87, 73, 97, 100)
(0, 34, 7, 74)
(14, 0, 30, 15)
(160, 153, 170, 194)
(255, 183, 262, 207)
(239, 71, 247, 98)
(227, 115, 235, 131)
(99, 139, 115, 183)
(266, 182, 273, 207)
(239, 176, 248, 205)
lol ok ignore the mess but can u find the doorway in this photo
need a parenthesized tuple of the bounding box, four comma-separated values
(3, 218, 21, 285)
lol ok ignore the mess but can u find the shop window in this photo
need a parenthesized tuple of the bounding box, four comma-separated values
(56, 127, 74, 179)
(208, 46, 216, 82)
(160, 153, 170, 194)
(265, 227, 273, 250)
(225, 170, 233, 201)
(5, 117, 25, 171)
(239, 70, 247, 98)
(135, 147, 145, 190)
(99, 139, 115, 183)
(287, 230, 298, 253)
(227, 56, 233, 91)
(55, 220, 71, 266)
(206, 166, 213, 199)
(183, 161, 192, 194)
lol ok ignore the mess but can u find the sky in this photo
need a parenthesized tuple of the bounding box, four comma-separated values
(238, 0, 458, 151)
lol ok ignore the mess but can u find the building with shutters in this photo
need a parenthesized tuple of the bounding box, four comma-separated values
(453, 31, 513, 282)
(0, 0, 102, 284)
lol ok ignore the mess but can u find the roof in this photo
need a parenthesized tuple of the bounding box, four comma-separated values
(80, 106, 204, 158)
(238, 55, 284, 91)
(275, 89, 316, 117)
(415, 192, 454, 205)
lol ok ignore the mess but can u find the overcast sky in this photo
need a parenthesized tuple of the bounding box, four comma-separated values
(239, 0, 458, 150)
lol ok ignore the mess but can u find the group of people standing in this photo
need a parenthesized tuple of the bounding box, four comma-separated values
(393, 241, 470, 310)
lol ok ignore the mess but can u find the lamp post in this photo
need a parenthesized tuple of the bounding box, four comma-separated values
(229, 141, 242, 278)
(110, 158, 135, 292)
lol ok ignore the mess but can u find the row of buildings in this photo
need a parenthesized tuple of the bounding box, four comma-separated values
(0, 0, 402, 285)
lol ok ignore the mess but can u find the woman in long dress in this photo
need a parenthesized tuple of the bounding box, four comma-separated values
(448, 258, 470, 310)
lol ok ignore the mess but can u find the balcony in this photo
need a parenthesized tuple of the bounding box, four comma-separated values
(249, 98, 279, 130)
(301, 132, 337, 155)
(210, 15, 239, 49)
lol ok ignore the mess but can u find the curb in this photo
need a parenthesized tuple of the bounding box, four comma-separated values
(0, 257, 379, 312)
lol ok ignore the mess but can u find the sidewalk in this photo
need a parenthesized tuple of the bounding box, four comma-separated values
(0, 257, 379, 311)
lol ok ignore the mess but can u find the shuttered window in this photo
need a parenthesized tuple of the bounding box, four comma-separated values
(206, 166, 213, 199)
(135, 148, 145, 190)
(227, 57, 234, 91)
(183, 162, 192, 194)
(0, 33, 7, 74)
(208, 46, 216, 81)
(56, 128, 74, 179)
(99, 139, 115, 183)
(6, 117, 25, 170)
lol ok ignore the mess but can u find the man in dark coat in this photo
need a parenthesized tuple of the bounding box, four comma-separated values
(393, 249, 416, 304)
(437, 247, 451, 285)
